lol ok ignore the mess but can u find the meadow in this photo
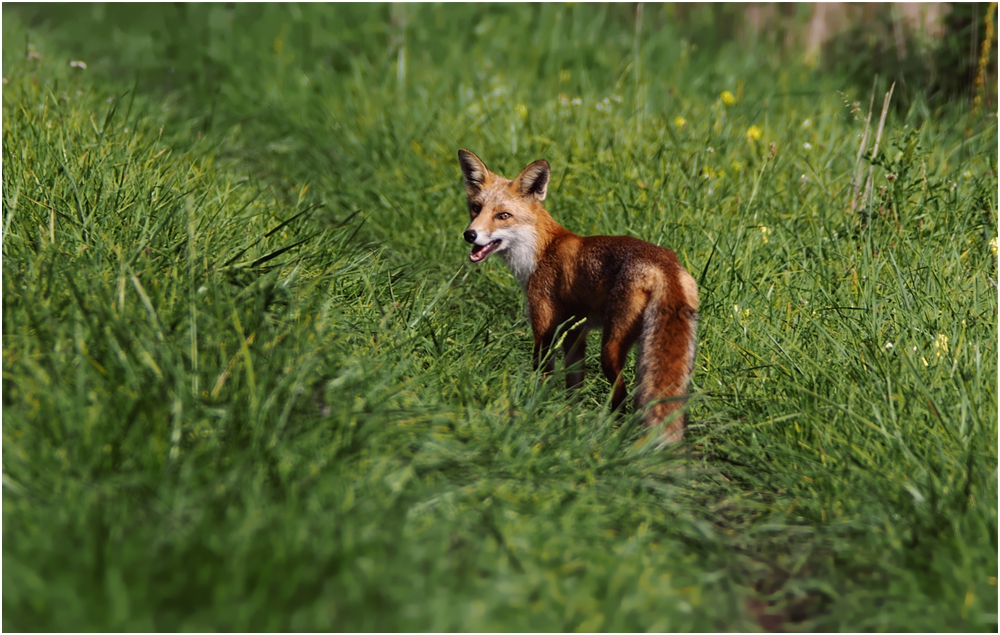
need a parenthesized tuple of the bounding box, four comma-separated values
(2, 4, 997, 631)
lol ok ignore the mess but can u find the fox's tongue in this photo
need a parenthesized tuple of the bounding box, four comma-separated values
(469, 240, 501, 263)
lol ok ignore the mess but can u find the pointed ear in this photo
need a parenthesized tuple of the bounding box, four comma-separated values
(515, 159, 550, 201)
(458, 149, 489, 197)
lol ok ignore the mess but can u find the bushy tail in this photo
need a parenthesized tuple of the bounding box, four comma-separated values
(635, 293, 698, 443)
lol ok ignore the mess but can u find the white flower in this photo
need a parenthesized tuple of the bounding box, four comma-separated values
(802, 142, 812, 150)
(884, 341, 894, 351)
(69, 60, 87, 69)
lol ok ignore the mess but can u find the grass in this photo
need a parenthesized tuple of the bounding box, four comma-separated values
(3, 4, 997, 631)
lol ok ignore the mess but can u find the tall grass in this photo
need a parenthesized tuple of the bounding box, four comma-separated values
(3, 5, 997, 631)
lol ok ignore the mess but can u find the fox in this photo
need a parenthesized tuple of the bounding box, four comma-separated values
(458, 149, 699, 443)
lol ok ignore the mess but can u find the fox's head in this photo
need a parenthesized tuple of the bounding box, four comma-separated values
(458, 149, 550, 284)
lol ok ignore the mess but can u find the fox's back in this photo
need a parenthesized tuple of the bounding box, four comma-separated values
(531, 233, 698, 326)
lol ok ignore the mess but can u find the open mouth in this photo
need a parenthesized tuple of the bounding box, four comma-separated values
(469, 239, 502, 263)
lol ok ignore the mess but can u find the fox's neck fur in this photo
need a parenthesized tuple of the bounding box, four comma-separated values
(501, 205, 569, 289)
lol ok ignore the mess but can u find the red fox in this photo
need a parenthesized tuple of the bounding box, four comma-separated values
(458, 149, 699, 443)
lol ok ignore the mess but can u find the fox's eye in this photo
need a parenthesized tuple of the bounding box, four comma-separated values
(469, 203, 482, 216)
(496, 212, 512, 221)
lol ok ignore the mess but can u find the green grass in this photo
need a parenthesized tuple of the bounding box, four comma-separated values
(3, 4, 997, 631)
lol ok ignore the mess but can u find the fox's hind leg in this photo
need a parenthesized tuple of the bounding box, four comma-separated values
(600, 336, 631, 412)
(599, 290, 645, 413)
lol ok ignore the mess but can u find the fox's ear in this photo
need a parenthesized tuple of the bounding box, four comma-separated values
(515, 159, 550, 201)
(458, 149, 489, 197)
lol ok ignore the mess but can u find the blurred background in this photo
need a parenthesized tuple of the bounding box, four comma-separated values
(6, 2, 998, 114)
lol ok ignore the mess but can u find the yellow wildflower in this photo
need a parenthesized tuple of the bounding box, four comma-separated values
(733, 305, 750, 324)
(990, 236, 998, 255)
(746, 125, 762, 142)
(515, 103, 527, 119)
(720, 90, 736, 106)
(759, 226, 771, 243)
(731, 160, 745, 172)
(674, 116, 687, 130)
(933, 333, 948, 357)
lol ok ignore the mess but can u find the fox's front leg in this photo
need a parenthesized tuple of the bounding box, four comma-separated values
(532, 332, 556, 375)
(562, 324, 587, 390)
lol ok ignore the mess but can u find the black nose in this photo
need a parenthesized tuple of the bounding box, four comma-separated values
(463, 229, 477, 243)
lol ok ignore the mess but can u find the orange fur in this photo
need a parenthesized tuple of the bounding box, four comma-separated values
(459, 150, 698, 442)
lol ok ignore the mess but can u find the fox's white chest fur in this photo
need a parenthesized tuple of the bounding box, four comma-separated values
(499, 226, 538, 289)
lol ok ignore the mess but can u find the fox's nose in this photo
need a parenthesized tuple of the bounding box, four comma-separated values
(463, 229, 477, 244)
